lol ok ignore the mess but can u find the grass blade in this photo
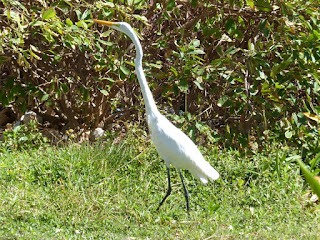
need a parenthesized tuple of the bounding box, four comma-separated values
(297, 159, 320, 198)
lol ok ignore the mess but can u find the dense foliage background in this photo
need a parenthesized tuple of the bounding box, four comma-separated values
(1, 0, 320, 157)
(1, 1, 320, 237)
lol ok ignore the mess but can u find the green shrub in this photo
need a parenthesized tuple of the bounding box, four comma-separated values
(0, 0, 319, 167)
(1, 121, 48, 151)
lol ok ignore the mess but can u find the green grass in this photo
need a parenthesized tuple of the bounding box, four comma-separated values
(0, 135, 319, 239)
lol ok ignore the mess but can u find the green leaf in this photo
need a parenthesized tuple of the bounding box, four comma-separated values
(101, 2, 114, 7)
(32, 21, 45, 26)
(217, 95, 229, 107)
(29, 50, 41, 60)
(255, 0, 272, 11)
(269, 44, 282, 51)
(224, 47, 240, 56)
(66, 18, 73, 26)
(275, 82, 285, 89)
(170, 66, 178, 76)
(234, 29, 244, 39)
(190, 39, 200, 48)
(83, 89, 89, 100)
(194, 80, 204, 90)
(120, 65, 130, 75)
(101, 30, 113, 38)
(133, 14, 149, 24)
(178, 78, 188, 91)
(191, 0, 198, 7)
(225, 18, 236, 34)
(297, 159, 320, 199)
(148, 63, 162, 69)
(81, 9, 91, 20)
(30, 45, 40, 53)
(61, 83, 69, 93)
(124, 61, 135, 67)
(42, 8, 56, 20)
(247, 0, 255, 9)
(99, 89, 109, 96)
(97, 39, 113, 46)
(310, 152, 320, 170)
(167, 0, 175, 11)
(271, 64, 280, 78)
(248, 39, 255, 51)
(76, 20, 88, 29)
(188, 49, 205, 55)
(41, 94, 49, 101)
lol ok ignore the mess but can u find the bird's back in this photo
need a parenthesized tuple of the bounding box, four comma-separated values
(148, 113, 219, 184)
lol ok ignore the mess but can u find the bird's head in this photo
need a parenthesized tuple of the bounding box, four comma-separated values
(93, 19, 133, 36)
(93, 19, 143, 63)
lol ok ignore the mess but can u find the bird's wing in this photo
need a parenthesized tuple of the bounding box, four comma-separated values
(149, 115, 219, 183)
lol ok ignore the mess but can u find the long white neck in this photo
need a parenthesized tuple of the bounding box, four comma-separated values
(125, 29, 158, 116)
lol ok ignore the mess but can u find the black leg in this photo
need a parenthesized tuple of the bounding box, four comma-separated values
(157, 166, 171, 210)
(179, 170, 190, 212)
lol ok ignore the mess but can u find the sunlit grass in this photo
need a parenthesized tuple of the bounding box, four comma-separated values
(0, 136, 319, 239)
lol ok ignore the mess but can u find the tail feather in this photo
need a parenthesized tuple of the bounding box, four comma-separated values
(192, 161, 219, 184)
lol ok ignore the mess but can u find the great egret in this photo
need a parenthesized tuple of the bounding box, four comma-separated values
(93, 19, 219, 212)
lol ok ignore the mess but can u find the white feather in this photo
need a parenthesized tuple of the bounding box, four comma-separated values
(148, 112, 219, 183)
(94, 20, 219, 211)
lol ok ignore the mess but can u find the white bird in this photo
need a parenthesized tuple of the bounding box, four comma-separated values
(93, 19, 219, 211)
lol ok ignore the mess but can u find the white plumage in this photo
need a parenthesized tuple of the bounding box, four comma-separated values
(149, 112, 219, 184)
(94, 20, 219, 211)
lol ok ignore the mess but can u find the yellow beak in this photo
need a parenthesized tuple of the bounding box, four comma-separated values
(93, 19, 118, 26)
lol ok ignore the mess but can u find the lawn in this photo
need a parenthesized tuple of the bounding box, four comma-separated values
(0, 135, 319, 239)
